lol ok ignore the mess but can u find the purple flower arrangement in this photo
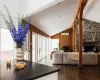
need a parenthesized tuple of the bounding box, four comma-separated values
(10, 23, 30, 48)
(0, 5, 30, 48)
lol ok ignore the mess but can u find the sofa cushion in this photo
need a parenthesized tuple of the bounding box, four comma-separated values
(82, 52, 97, 65)
(52, 52, 63, 64)
(63, 52, 78, 64)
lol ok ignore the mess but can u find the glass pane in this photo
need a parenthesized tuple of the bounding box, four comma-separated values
(32, 32, 36, 62)
(24, 33, 29, 60)
(37, 35, 42, 61)
(35, 34, 38, 62)
(31, 32, 52, 63)
(0, 28, 14, 61)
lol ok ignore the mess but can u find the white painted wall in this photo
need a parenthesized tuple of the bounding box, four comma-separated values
(0, 0, 18, 28)
(0, 0, 63, 28)
(0, 28, 14, 50)
(84, 0, 100, 23)
(0, 16, 19, 28)
(0, 16, 6, 28)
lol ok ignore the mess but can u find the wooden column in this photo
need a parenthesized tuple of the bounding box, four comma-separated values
(29, 26, 32, 61)
(78, 3, 84, 67)
(74, 25, 77, 52)
(72, 23, 76, 51)
(71, 0, 88, 67)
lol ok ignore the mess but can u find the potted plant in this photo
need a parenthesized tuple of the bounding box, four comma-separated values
(0, 5, 30, 60)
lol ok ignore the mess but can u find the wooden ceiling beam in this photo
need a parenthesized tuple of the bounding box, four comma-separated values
(72, 0, 88, 25)
(72, 0, 82, 25)
(82, 0, 87, 3)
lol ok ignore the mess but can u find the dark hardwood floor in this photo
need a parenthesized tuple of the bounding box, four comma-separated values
(40, 56, 100, 80)
(55, 65, 100, 80)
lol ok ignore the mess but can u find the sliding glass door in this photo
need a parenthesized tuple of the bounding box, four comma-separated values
(32, 32, 52, 63)
(24, 32, 29, 60)
(32, 32, 37, 62)
(37, 35, 42, 61)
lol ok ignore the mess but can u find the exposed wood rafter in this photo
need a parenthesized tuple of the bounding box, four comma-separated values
(72, 0, 88, 25)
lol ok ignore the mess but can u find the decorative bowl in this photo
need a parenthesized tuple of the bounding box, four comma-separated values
(14, 62, 26, 69)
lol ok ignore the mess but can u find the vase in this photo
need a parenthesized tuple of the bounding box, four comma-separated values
(16, 48, 24, 61)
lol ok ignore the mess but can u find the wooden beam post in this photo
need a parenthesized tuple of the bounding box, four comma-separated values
(74, 25, 77, 52)
(72, 23, 76, 51)
(29, 26, 32, 61)
(72, 0, 88, 26)
(71, 0, 88, 67)
(78, 3, 84, 68)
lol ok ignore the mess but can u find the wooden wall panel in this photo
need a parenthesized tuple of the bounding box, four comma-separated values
(51, 28, 72, 51)
(70, 28, 73, 51)
(51, 33, 60, 39)
(60, 35, 70, 47)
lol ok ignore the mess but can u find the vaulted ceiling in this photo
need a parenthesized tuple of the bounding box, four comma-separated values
(0, 0, 100, 36)
(84, 0, 100, 23)
(0, 0, 64, 28)
(30, 0, 80, 36)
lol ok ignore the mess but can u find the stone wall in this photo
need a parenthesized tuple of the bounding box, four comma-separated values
(76, 18, 100, 51)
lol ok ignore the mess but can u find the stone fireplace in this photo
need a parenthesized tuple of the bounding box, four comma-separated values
(76, 18, 100, 52)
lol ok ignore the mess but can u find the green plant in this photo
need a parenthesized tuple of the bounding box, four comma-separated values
(21, 18, 27, 27)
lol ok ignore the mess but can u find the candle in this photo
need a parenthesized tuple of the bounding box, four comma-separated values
(7, 66, 11, 71)
(6, 60, 11, 67)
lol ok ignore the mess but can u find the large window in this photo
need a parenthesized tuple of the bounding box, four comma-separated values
(0, 28, 14, 60)
(0, 28, 52, 62)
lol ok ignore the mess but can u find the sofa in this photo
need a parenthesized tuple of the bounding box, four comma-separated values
(52, 52, 98, 65)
